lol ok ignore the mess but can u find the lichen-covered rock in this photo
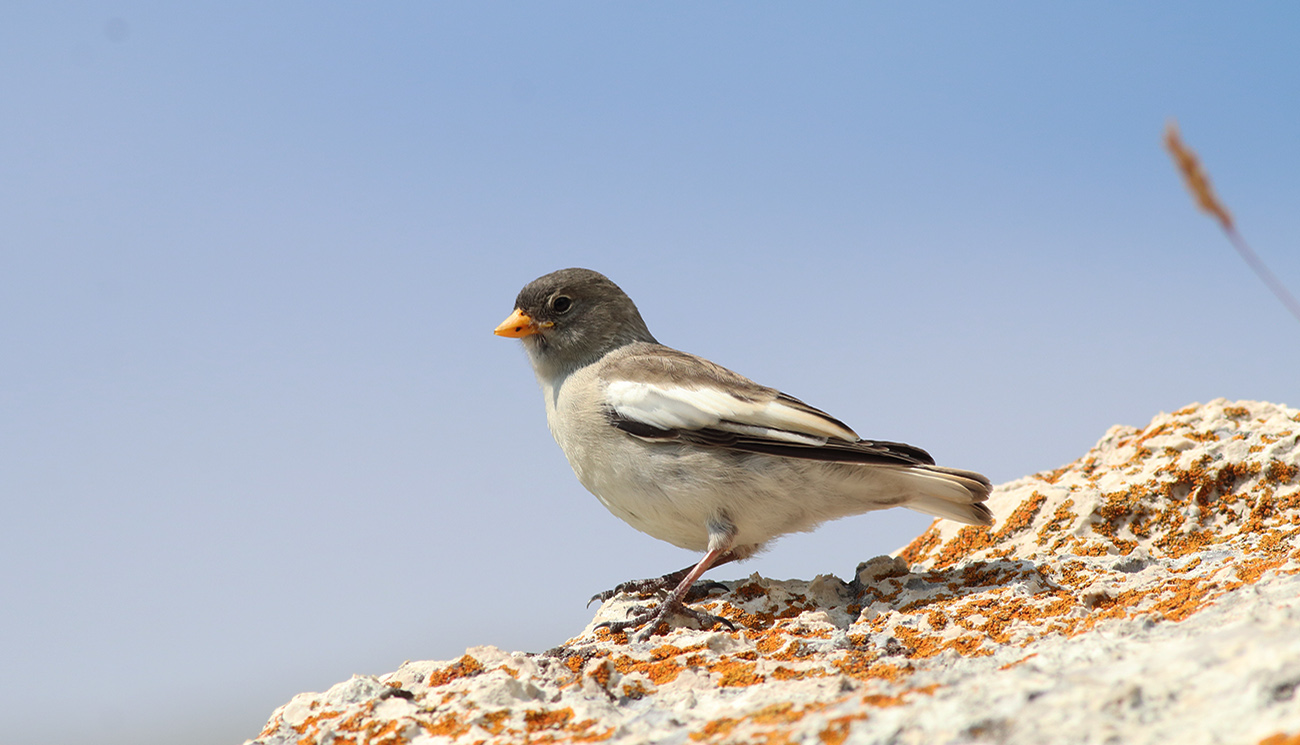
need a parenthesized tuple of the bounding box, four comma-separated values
(247, 399, 1300, 745)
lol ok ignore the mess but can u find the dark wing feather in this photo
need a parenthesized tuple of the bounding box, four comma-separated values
(608, 410, 936, 467)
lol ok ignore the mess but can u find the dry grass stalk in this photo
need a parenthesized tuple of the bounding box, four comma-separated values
(1164, 121, 1233, 230)
(1164, 120, 1300, 325)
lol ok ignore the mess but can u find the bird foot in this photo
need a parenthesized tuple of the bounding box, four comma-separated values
(687, 580, 731, 600)
(596, 596, 736, 642)
(588, 576, 673, 607)
(589, 575, 728, 607)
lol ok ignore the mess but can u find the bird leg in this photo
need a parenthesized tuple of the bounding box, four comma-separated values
(596, 520, 739, 642)
(587, 549, 741, 606)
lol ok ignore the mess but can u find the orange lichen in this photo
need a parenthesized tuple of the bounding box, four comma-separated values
(523, 707, 575, 732)
(891, 625, 991, 659)
(861, 684, 938, 709)
(770, 665, 813, 681)
(1232, 556, 1289, 585)
(569, 719, 617, 743)
(421, 712, 472, 738)
(1144, 579, 1218, 622)
(592, 627, 630, 645)
(733, 581, 771, 601)
(833, 654, 911, 682)
(611, 653, 684, 686)
(715, 597, 813, 632)
(622, 679, 649, 699)
(691, 717, 740, 741)
(817, 715, 867, 745)
(998, 491, 1049, 535)
(755, 632, 791, 657)
(930, 526, 997, 570)
(1037, 499, 1078, 544)
(750, 703, 811, 725)
(587, 660, 613, 689)
(1266, 460, 1299, 485)
(426, 655, 485, 688)
(896, 526, 941, 564)
(1155, 528, 1215, 559)
(860, 692, 907, 708)
(292, 710, 343, 736)
(1000, 653, 1038, 670)
(477, 710, 510, 735)
(711, 659, 763, 687)
(1036, 464, 1071, 484)
(563, 655, 585, 677)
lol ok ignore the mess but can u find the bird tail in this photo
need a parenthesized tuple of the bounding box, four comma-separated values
(897, 465, 994, 527)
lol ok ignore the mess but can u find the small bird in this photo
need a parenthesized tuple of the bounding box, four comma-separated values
(495, 268, 992, 640)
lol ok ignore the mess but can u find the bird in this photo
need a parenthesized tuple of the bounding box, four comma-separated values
(494, 268, 993, 641)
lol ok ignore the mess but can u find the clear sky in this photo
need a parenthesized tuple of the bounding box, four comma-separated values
(2, 3, 1298, 744)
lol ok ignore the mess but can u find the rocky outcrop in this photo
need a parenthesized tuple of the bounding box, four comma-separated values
(248, 399, 1300, 744)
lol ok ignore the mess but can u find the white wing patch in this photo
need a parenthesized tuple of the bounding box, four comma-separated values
(605, 381, 857, 444)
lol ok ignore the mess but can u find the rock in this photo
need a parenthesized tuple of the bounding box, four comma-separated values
(246, 399, 1300, 744)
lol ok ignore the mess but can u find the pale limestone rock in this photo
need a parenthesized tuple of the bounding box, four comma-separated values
(247, 399, 1300, 745)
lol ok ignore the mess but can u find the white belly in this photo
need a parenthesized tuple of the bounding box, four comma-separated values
(537, 365, 904, 554)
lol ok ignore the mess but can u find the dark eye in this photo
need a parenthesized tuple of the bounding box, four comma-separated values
(551, 295, 573, 314)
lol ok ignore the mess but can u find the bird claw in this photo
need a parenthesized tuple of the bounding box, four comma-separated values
(587, 570, 689, 607)
(588, 550, 742, 634)
(670, 603, 737, 634)
(595, 598, 736, 642)
(588, 572, 732, 608)
(689, 580, 731, 599)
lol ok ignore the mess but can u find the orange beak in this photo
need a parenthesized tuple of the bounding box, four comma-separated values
(494, 308, 550, 338)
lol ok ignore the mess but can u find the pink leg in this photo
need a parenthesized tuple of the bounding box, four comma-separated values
(597, 525, 738, 641)
(588, 548, 743, 606)
(659, 546, 730, 611)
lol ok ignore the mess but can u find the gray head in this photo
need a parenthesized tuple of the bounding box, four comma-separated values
(494, 268, 658, 376)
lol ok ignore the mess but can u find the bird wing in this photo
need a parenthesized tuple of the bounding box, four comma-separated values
(599, 344, 936, 467)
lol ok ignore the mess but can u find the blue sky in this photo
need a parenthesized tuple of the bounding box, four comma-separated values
(2, 4, 1298, 744)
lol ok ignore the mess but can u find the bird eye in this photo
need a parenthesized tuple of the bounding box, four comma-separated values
(551, 295, 573, 314)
